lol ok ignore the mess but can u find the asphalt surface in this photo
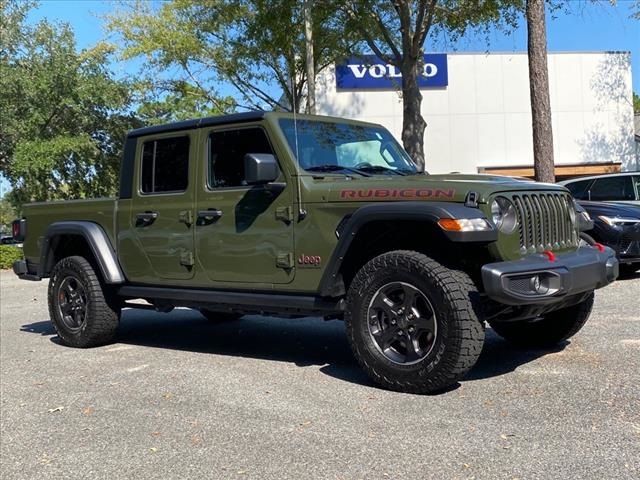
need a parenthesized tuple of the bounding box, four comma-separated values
(1, 270, 639, 480)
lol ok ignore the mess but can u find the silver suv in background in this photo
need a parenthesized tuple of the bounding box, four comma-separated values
(559, 172, 640, 205)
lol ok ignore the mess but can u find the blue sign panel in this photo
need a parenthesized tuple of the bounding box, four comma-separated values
(335, 54, 448, 90)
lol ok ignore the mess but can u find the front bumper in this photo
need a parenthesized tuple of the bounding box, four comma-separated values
(481, 246, 618, 305)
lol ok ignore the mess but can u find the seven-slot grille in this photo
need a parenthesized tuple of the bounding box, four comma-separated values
(509, 192, 578, 254)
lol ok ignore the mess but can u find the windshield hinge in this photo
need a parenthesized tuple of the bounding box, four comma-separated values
(464, 191, 480, 208)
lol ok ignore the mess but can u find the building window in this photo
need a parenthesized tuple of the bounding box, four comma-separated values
(141, 136, 190, 194)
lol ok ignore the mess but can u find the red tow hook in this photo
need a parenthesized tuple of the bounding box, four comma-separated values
(593, 242, 606, 253)
(542, 250, 556, 262)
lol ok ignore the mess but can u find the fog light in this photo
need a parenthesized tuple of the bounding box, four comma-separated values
(529, 275, 548, 294)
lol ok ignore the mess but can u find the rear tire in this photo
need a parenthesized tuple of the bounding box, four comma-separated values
(489, 293, 594, 348)
(199, 309, 243, 323)
(48, 256, 120, 348)
(345, 250, 484, 394)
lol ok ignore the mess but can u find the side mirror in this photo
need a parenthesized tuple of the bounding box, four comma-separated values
(244, 153, 279, 185)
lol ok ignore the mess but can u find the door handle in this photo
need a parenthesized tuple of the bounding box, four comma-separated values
(135, 211, 158, 227)
(197, 208, 223, 226)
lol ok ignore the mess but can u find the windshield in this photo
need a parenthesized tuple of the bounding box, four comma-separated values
(278, 119, 418, 175)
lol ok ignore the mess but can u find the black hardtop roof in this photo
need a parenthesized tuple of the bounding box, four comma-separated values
(126, 111, 266, 138)
(126, 111, 382, 139)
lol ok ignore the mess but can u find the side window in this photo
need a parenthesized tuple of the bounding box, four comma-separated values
(633, 176, 640, 200)
(589, 176, 634, 201)
(209, 128, 275, 188)
(141, 136, 189, 194)
(564, 179, 592, 199)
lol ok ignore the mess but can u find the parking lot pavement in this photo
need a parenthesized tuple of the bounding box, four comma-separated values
(1, 270, 639, 480)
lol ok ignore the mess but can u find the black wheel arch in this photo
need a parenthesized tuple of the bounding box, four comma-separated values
(39, 221, 125, 284)
(318, 202, 496, 297)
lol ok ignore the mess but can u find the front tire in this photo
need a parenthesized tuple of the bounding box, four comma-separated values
(345, 250, 485, 394)
(48, 256, 120, 348)
(489, 293, 594, 348)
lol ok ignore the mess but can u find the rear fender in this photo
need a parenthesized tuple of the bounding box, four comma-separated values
(39, 221, 125, 284)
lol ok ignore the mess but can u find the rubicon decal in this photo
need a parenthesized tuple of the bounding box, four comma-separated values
(298, 254, 322, 267)
(340, 188, 455, 200)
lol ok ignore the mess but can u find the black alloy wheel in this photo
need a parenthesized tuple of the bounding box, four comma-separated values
(367, 281, 437, 365)
(56, 275, 89, 332)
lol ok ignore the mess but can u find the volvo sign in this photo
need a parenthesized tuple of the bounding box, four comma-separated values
(335, 54, 448, 90)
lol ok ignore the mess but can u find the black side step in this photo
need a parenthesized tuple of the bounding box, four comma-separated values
(117, 285, 345, 317)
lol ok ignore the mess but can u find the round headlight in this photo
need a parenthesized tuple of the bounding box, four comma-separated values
(491, 196, 518, 234)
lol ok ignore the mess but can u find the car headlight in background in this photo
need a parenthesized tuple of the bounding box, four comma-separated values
(598, 216, 640, 227)
(491, 196, 518, 234)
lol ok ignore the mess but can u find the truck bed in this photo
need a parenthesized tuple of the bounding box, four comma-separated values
(22, 198, 117, 266)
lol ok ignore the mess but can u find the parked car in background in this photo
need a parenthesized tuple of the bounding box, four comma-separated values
(578, 200, 640, 275)
(559, 172, 640, 205)
(1, 235, 21, 246)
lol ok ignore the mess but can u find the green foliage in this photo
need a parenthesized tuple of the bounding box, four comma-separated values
(0, 245, 23, 270)
(0, 0, 142, 208)
(0, 197, 16, 233)
(107, 0, 353, 113)
(634, 92, 640, 114)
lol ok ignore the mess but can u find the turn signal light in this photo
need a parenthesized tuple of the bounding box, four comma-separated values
(437, 218, 492, 232)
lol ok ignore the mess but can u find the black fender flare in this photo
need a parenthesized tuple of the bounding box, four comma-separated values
(39, 221, 125, 284)
(318, 202, 496, 296)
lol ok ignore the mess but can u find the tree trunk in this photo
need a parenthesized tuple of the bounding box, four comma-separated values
(303, 0, 315, 115)
(526, 0, 555, 183)
(401, 61, 427, 171)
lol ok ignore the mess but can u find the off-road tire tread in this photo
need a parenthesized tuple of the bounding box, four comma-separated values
(345, 250, 484, 394)
(48, 256, 119, 348)
(489, 293, 594, 348)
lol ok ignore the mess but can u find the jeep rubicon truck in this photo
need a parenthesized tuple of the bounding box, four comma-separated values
(12, 112, 619, 393)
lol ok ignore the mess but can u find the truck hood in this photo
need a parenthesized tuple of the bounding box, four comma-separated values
(304, 173, 567, 204)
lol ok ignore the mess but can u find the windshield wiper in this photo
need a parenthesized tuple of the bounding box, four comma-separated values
(305, 165, 371, 177)
(356, 165, 409, 176)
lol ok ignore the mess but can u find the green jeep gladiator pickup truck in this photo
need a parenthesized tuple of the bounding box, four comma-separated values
(13, 112, 619, 393)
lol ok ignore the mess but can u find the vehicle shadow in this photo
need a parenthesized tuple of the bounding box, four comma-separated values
(20, 310, 569, 392)
(617, 269, 640, 281)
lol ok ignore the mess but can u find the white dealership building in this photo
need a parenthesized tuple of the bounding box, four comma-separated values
(315, 52, 637, 178)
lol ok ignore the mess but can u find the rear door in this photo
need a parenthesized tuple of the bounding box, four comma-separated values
(194, 124, 295, 285)
(124, 132, 197, 282)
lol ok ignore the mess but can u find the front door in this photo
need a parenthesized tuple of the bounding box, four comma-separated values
(128, 132, 196, 282)
(194, 125, 294, 285)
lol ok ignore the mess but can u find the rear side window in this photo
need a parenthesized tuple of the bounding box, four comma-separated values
(209, 128, 275, 188)
(141, 136, 190, 194)
(589, 176, 634, 201)
(564, 179, 592, 199)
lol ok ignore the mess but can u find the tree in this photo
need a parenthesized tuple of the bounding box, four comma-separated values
(634, 92, 640, 115)
(526, 0, 554, 183)
(0, 197, 16, 233)
(0, 0, 141, 207)
(341, 1, 521, 170)
(107, 0, 354, 114)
